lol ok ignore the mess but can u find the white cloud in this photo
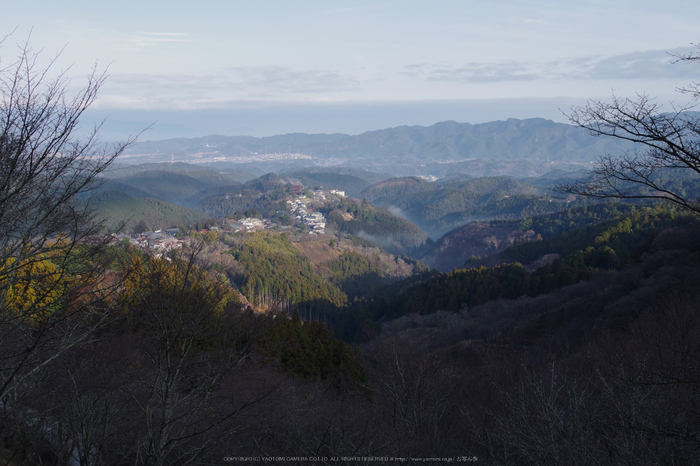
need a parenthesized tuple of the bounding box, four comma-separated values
(115, 32, 194, 51)
(404, 47, 699, 85)
(94, 65, 363, 109)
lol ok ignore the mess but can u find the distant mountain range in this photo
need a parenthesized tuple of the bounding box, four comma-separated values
(120, 118, 634, 178)
(90, 116, 644, 240)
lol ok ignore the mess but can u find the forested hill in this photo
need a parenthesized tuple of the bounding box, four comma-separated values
(356, 205, 700, 327)
(99, 163, 245, 205)
(105, 162, 255, 183)
(87, 190, 203, 232)
(281, 167, 390, 185)
(359, 175, 568, 237)
(418, 202, 687, 272)
(321, 197, 430, 256)
(280, 167, 391, 197)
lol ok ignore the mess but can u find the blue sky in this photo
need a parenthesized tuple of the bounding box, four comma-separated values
(3, 1, 699, 139)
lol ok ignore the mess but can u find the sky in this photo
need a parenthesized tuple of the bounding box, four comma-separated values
(2, 0, 700, 140)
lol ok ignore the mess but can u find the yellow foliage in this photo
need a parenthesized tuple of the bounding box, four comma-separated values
(120, 255, 241, 319)
(118, 256, 245, 356)
(0, 253, 73, 324)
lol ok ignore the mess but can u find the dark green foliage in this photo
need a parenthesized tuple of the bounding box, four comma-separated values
(323, 251, 384, 299)
(360, 176, 431, 201)
(231, 232, 346, 307)
(384, 261, 590, 318)
(517, 202, 637, 239)
(196, 192, 268, 218)
(342, 233, 379, 249)
(106, 162, 242, 181)
(93, 241, 149, 273)
(194, 174, 288, 218)
(133, 219, 149, 234)
(283, 167, 390, 186)
(399, 253, 432, 273)
(261, 311, 368, 390)
(243, 173, 283, 193)
(82, 178, 154, 199)
(278, 213, 291, 225)
(503, 206, 699, 268)
(88, 190, 203, 232)
(521, 167, 592, 187)
(105, 169, 233, 205)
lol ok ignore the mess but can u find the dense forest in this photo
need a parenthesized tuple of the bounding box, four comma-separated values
(323, 250, 385, 299)
(91, 163, 597, 240)
(230, 232, 347, 309)
(503, 205, 696, 266)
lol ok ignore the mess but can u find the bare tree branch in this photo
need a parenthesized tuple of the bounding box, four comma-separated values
(559, 45, 700, 215)
(0, 33, 134, 401)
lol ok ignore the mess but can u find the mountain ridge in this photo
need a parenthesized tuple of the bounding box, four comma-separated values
(120, 118, 633, 178)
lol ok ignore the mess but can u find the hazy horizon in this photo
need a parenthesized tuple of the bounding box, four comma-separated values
(81, 97, 593, 142)
(4, 1, 699, 142)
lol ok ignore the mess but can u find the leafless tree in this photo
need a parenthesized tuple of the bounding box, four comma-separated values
(115, 250, 279, 465)
(484, 235, 501, 251)
(0, 34, 132, 401)
(559, 45, 700, 215)
(589, 295, 700, 464)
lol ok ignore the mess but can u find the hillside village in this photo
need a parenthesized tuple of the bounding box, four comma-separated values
(118, 187, 348, 257)
(226, 187, 346, 236)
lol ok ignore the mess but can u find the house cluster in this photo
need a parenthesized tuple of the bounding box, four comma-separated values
(124, 229, 184, 257)
(227, 217, 266, 233)
(310, 189, 344, 201)
(287, 199, 326, 235)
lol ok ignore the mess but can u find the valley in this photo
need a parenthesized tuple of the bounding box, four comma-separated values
(7, 115, 700, 464)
